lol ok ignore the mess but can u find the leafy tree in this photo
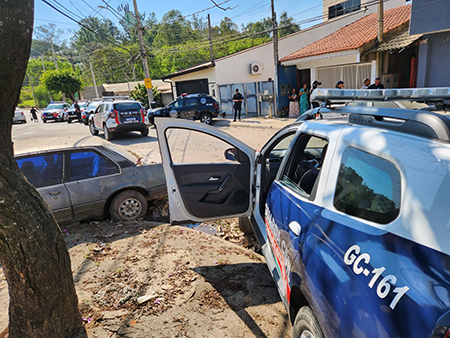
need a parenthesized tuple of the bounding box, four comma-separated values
(41, 69, 83, 102)
(130, 83, 161, 109)
(0, 0, 85, 337)
(153, 10, 193, 48)
(278, 11, 300, 37)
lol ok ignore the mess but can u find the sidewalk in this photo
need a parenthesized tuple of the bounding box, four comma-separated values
(213, 115, 295, 130)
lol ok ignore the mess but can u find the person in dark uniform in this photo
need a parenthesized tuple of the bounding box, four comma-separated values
(30, 106, 38, 122)
(74, 100, 81, 123)
(232, 89, 243, 122)
(368, 77, 385, 89)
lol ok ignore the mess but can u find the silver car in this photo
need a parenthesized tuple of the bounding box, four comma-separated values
(13, 107, 26, 124)
(15, 146, 167, 223)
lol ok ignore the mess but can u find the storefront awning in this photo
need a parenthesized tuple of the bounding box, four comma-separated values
(367, 30, 422, 54)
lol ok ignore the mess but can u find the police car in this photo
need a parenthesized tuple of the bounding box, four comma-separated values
(155, 88, 450, 338)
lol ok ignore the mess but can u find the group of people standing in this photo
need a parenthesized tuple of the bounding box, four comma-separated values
(288, 83, 310, 118)
(288, 77, 385, 118)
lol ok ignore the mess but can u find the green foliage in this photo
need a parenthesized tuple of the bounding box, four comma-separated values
(130, 83, 161, 109)
(41, 70, 83, 102)
(278, 11, 301, 37)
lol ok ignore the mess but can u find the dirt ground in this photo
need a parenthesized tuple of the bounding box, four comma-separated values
(0, 204, 292, 338)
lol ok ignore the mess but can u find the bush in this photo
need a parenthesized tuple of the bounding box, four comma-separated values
(130, 83, 161, 109)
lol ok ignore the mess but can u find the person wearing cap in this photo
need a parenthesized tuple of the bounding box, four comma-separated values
(368, 77, 385, 89)
(362, 78, 371, 89)
(336, 80, 345, 89)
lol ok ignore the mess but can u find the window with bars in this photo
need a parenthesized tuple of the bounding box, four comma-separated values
(328, 0, 361, 19)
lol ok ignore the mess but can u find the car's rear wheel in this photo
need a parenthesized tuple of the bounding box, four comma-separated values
(89, 121, 99, 135)
(110, 190, 147, 221)
(238, 217, 253, 235)
(43, 119, 47, 123)
(141, 128, 149, 137)
(292, 306, 324, 338)
(67, 119, 72, 123)
(104, 125, 113, 140)
(200, 112, 212, 125)
(22, 120, 26, 124)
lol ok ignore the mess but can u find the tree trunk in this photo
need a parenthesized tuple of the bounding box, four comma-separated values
(0, 1, 86, 337)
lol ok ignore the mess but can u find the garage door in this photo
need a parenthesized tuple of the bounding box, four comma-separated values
(175, 79, 209, 95)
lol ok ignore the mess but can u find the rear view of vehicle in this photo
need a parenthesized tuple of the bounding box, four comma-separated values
(42, 102, 69, 123)
(66, 101, 88, 123)
(89, 99, 149, 140)
(83, 101, 101, 125)
(13, 107, 26, 124)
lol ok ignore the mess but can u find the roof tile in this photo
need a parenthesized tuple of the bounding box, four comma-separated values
(280, 4, 411, 62)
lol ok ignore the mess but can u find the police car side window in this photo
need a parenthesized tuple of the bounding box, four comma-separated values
(186, 98, 197, 106)
(334, 147, 401, 224)
(281, 134, 328, 198)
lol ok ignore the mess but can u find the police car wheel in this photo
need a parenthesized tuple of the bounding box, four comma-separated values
(200, 113, 212, 125)
(238, 217, 253, 235)
(104, 125, 113, 141)
(89, 121, 99, 135)
(293, 306, 324, 338)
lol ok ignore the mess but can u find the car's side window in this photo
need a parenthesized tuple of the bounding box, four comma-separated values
(17, 153, 64, 188)
(186, 98, 197, 107)
(69, 151, 119, 181)
(281, 134, 329, 198)
(172, 100, 183, 109)
(334, 147, 401, 224)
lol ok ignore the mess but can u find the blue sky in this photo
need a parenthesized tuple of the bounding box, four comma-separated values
(34, 0, 324, 43)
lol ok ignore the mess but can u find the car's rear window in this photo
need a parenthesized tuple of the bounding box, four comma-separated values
(46, 104, 64, 110)
(114, 102, 141, 111)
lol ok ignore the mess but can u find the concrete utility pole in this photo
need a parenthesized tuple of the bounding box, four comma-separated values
(49, 37, 59, 70)
(132, 0, 154, 107)
(207, 14, 215, 65)
(271, 0, 279, 117)
(89, 61, 100, 98)
(28, 73, 39, 108)
(376, 0, 384, 78)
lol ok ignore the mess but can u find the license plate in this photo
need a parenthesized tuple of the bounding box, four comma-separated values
(124, 117, 137, 123)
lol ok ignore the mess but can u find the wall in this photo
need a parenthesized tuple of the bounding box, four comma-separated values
(170, 67, 216, 97)
(417, 32, 450, 87)
(410, 0, 450, 35)
(80, 86, 105, 100)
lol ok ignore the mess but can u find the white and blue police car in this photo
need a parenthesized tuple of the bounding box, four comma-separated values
(155, 87, 450, 338)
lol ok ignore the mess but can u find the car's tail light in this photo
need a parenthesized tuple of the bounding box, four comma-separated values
(110, 109, 120, 124)
(140, 108, 145, 122)
(21, 112, 24, 116)
(214, 102, 218, 109)
(445, 327, 450, 338)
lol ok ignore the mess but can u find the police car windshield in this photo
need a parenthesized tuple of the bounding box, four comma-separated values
(114, 102, 141, 111)
(45, 104, 64, 110)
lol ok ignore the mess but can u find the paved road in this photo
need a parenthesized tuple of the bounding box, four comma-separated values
(12, 115, 289, 162)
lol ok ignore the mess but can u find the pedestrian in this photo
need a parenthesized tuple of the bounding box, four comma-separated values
(336, 80, 345, 89)
(362, 78, 371, 89)
(310, 80, 322, 109)
(288, 88, 300, 118)
(30, 106, 38, 122)
(232, 89, 243, 122)
(299, 83, 309, 115)
(74, 100, 81, 123)
(368, 77, 385, 89)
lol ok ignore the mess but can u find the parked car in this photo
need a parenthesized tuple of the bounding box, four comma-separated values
(89, 99, 149, 140)
(13, 107, 26, 124)
(65, 101, 89, 123)
(16, 146, 166, 223)
(147, 93, 222, 125)
(42, 102, 70, 123)
(83, 101, 102, 125)
(155, 87, 450, 338)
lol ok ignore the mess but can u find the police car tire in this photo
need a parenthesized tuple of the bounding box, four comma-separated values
(141, 128, 149, 137)
(89, 121, 99, 135)
(238, 217, 253, 235)
(292, 306, 324, 338)
(104, 125, 113, 141)
(200, 113, 212, 125)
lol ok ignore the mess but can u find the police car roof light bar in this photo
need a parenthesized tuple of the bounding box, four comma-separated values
(311, 87, 450, 103)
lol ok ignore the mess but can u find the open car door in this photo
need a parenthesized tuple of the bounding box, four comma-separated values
(155, 118, 255, 224)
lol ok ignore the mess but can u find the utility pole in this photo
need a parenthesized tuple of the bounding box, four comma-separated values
(89, 61, 100, 98)
(49, 37, 59, 70)
(271, 0, 279, 117)
(28, 73, 39, 108)
(40, 56, 52, 102)
(207, 14, 215, 65)
(376, 0, 384, 78)
(132, 0, 153, 108)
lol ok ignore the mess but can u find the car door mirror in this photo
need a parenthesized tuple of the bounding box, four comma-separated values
(224, 148, 237, 161)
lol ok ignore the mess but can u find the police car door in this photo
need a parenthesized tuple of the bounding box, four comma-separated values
(155, 118, 255, 224)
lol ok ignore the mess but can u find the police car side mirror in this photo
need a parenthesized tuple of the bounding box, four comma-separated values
(224, 148, 237, 161)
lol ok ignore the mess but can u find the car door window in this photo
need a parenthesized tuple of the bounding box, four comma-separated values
(281, 134, 329, 199)
(334, 147, 401, 224)
(171, 100, 183, 109)
(186, 98, 197, 107)
(69, 151, 119, 181)
(17, 153, 64, 188)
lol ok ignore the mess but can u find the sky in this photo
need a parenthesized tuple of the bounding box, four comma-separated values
(33, 0, 324, 43)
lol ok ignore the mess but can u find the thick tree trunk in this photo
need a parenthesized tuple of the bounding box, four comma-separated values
(0, 1, 85, 337)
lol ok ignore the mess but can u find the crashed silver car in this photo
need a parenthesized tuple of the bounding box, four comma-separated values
(15, 146, 166, 223)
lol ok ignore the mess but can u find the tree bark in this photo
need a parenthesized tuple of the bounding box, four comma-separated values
(0, 1, 86, 337)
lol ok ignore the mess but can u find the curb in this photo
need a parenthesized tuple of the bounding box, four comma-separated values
(213, 118, 292, 130)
